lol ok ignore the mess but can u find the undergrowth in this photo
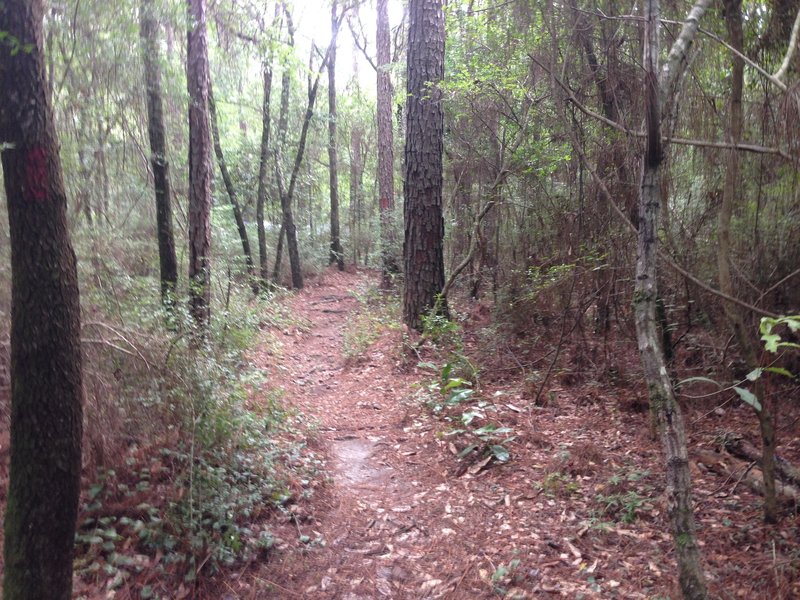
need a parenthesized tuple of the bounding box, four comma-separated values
(341, 283, 401, 362)
(413, 306, 515, 469)
(66, 223, 320, 597)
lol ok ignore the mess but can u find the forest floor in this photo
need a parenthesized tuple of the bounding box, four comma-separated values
(1, 268, 798, 599)
(199, 268, 799, 599)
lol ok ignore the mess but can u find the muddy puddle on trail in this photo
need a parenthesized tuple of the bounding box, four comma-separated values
(331, 436, 393, 487)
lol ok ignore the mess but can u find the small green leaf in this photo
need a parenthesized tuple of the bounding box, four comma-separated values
(490, 445, 510, 462)
(458, 443, 479, 458)
(746, 368, 762, 382)
(761, 333, 781, 353)
(734, 387, 762, 412)
(763, 367, 794, 379)
(447, 389, 473, 405)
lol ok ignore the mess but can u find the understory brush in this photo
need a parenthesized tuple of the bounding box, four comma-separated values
(66, 231, 316, 596)
(412, 307, 515, 470)
(341, 282, 401, 361)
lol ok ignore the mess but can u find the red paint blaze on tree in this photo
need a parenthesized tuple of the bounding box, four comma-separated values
(24, 146, 49, 201)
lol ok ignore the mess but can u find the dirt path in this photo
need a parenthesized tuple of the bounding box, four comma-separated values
(219, 268, 798, 600)
(249, 269, 484, 598)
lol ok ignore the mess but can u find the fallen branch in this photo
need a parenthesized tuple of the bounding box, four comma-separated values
(722, 435, 800, 489)
(695, 449, 800, 502)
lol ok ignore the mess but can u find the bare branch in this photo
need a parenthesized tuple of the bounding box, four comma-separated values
(775, 6, 800, 82)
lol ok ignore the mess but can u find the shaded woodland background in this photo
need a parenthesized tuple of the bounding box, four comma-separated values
(1, 0, 799, 596)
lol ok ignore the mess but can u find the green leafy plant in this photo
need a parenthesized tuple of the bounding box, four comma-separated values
(491, 558, 522, 596)
(538, 471, 580, 497)
(595, 490, 648, 523)
(760, 315, 800, 354)
(418, 362, 515, 465)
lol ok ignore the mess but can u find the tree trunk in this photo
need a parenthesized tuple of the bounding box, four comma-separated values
(272, 2, 294, 284)
(635, 1, 710, 598)
(377, 0, 398, 285)
(273, 9, 341, 289)
(403, 0, 448, 331)
(256, 3, 279, 287)
(1, 1, 83, 597)
(187, 0, 213, 326)
(272, 222, 285, 283)
(208, 82, 258, 293)
(350, 122, 364, 265)
(717, 0, 777, 523)
(140, 0, 179, 306)
(328, 0, 344, 270)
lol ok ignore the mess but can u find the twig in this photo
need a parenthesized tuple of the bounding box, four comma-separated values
(447, 558, 474, 599)
(533, 263, 579, 406)
(566, 121, 780, 318)
(251, 576, 302, 597)
(729, 461, 757, 496)
(529, 53, 795, 160)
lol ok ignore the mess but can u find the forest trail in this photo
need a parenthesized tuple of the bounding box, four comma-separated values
(247, 268, 488, 598)
(230, 268, 654, 600)
(213, 268, 790, 600)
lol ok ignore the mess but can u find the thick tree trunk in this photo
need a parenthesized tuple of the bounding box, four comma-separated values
(140, 0, 179, 305)
(636, 1, 710, 598)
(0, 1, 83, 597)
(256, 55, 274, 286)
(377, 0, 398, 285)
(328, 0, 344, 270)
(717, 0, 778, 523)
(208, 82, 258, 293)
(403, 0, 448, 331)
(187, 0, 213, 326)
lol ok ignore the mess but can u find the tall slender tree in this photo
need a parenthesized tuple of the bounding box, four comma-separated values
(140, 0, 179, 305)
(273, 2, 343, 289)
(403, 0, 447, 330)
(271, 1, 295, 283)
(377, 0, 397, 285)
(635, 0, 711, 597)
(208, 81, 258, 293)
(1, 1, 84, 597)
(187, 0, 213, 326)
(256, 3, 280, 287)
(328, 0, 344, 270)
(716, 0, 777, 524)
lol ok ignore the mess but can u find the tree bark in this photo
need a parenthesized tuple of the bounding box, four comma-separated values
(403, 0, 448, 331)
(208, 81, 258, 293)
(256, 53, 274, 286)
(140, 0, 179, 306)
(187, 0, 213, 326)
(717, 0, 777, 523)
(272, 2, 294, 284)
(635, 0, 710, 598)
(377, 0, 398, 285)
(328, 0, 344, 270)
(1, 1, 83, 597)
(350, 121, 364, 264)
